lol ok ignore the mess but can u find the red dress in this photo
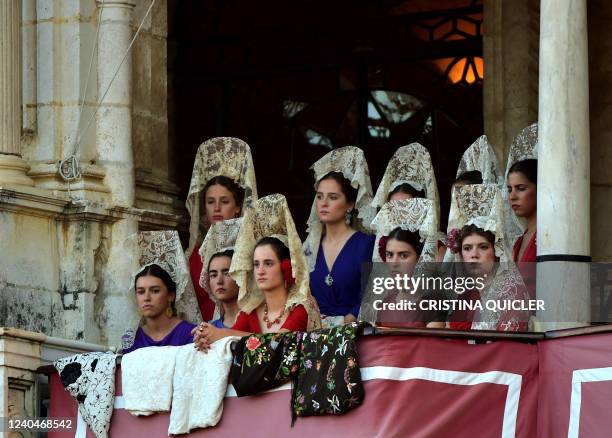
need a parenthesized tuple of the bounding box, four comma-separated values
(512, 232, 537, 301)
(231, 305, 308, 333)
(189, 246, 215, 322)
(448, 289, 481, 330)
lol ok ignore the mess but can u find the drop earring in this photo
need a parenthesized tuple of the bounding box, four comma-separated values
(345, 210, 352, 225)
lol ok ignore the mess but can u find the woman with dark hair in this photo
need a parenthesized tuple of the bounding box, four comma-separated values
(122, 263, 197, 354)
(186, 137, 258, 322)
(505, 124, 538, 302)
(198, 218, 243, 329)
(363, 198, 445, 328)
(194, 195, 321, 351)
(446, 185, 529, 331)
(508, 159, 537, 263)
(303, 147, 376, 326)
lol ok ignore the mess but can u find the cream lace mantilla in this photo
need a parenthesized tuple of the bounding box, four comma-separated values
(447, 184, 529, 331)
(504, 123, 538, 244)
(504, 123, 538, 178)
(186, 137, 258, 255)
(370, 198, 439, 264)
(230, 194, 322, 330)
(447, 184, 508, 262)
(120, 231, 202, 351)
(198, 218, 243, 320)
(456, 135, 502, 185)
(303, 146, 376, 271)
(371, 143, 440, 217)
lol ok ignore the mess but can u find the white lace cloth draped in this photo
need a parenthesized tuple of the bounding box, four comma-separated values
(54, 352, 117, 438)
(168, 337, 238, 435)
(186, 137, 258, 256)
(122, 346, 178, 416)
(303, 146, 376, 272)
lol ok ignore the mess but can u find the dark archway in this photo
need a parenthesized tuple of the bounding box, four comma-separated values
(169, 0, 483, 235)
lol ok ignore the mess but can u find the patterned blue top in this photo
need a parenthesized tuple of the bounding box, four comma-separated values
(310, 231, 375, 317)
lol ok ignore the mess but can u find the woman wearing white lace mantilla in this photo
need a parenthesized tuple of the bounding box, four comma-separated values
(505, 124, 538, 302)
(360, 198, 445, 328)
(194, 194, 322, 351)
(198, 218, 243, 328)
(121, 231, 202, 353)
(186, 137, 258, 322)
(303, 146, 376, 327)
(446, 184, 530, 331)
(442, 135, 502, 262)
(372, 142, 445, 260)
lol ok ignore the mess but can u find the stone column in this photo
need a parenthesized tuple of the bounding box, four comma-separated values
(95, 0, 139, 347)
(96, 0, 136, 206)
(0, 0, 34, 186)
(536, 0, 590, 329)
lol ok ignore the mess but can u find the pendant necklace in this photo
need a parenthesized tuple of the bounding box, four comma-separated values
(325, 273, 334, 286)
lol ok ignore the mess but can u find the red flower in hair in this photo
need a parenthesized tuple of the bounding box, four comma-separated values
(447, 228, 461, 254)
(378, 236, 389, 261)
(280, 258, 295, 286)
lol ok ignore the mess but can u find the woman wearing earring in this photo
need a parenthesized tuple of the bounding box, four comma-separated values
(446, 184, 530, 331)
(121, 231, 202, 353)
(198, 218, 243, 328)
(194, 194, 321, 350)
(186, 137, 258, 321)
(303, 147, 376, 326)
(505, 124, 538, 300)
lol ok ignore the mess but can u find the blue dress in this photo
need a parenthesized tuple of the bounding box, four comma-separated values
(310, 231, 375, 317)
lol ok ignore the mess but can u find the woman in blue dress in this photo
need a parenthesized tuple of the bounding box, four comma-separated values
(303, 146, 376, 325)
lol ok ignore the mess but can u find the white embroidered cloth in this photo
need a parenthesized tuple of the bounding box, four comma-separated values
(121, 346, 178, 416)
(54, 352, 117, 438)
(168, 337, 239, 435)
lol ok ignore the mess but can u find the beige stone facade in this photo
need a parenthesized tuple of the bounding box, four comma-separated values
(0, 0, 610, 343)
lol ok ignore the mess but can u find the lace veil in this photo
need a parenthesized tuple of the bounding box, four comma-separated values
(303, 146, 376, 271)
(504, 124, 538, 245)
(371, 143, 440, 220)
(120, 231, 202, 352)
(456, 135, 502, 184)
(359, 198, 439, 324)
(370, 198, 440, 264)
(186, 137, 258, 255)
(198, 218, 243, 321)
(230, 194, 322, 330)
(447, 184, 529, 331)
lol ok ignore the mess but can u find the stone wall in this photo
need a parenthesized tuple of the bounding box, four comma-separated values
(0, 0, 181, 347)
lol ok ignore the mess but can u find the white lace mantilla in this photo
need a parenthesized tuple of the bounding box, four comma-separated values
(504, 123, 538, 245)
(186, 137, 258, 255)
(120, 231, 202, 352)
(371, 143, 440, 220)
(198, 218, 243, 321)
(457, 135, 502, 185)
(303, 146, 376, 271)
